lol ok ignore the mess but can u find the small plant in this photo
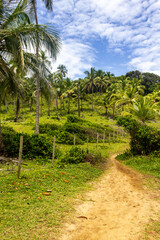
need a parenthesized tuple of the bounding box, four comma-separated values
(60, 146, 86, 164)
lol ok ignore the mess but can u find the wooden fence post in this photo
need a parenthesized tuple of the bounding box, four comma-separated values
(17, 136, 23, 179)
(103, 132, 105, 147)
(109, 133, 110, 145)
(97, 133, 99, 150)
(87, 137, 89, 153)
(52, 136, 56, 167)
(74, 135, 76, 146)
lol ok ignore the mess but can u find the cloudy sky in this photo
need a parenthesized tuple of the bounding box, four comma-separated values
(37, 0, 160, 79)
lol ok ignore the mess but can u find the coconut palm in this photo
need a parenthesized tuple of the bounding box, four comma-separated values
(129, 95, 160, 124)
(95, 70, 108, 97)
(84, 67, 96, 110)
(30, 0, 61, 134)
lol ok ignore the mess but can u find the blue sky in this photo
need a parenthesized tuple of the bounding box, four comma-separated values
(37, 0, 160, 80)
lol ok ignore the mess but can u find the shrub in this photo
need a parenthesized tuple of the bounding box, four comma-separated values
(39, 123, 61, 135)
(63, 122, 86, 141)
(1, 126, 62, 159)
(84, 151, 103, 165)
(117, 116, 160, 155)
(67, 115, 83, 123)
(117, 116, 138, 131)
(60, 146, 86, 164)
(53, 130, 84, 145)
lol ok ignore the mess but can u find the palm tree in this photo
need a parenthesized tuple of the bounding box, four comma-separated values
(57, 64, 68, 77)
(84, 67, 96, 110)
(95, 70, 108, 97)
(31, 0, 61, 134)
(129, 95, 160, 124)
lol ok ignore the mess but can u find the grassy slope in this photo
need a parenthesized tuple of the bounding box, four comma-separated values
(0, 100, 129, 240)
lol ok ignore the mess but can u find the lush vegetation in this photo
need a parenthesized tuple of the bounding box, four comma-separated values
(0, 1, 160, 240)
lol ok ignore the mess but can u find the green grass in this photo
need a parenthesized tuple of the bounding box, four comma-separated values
(0, 161, 103, 240)
(116, 154, 160, 179)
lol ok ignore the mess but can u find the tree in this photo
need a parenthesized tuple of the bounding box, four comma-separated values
(129, 95, 160, 124)
(84, 67, 96, 110)
(31, 0, 61, 134)
(95, 70, 108, 97)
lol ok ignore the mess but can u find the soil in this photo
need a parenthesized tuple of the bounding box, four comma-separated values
(59, 154, 160, 240)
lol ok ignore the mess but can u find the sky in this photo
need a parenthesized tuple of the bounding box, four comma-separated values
(37, 0, 160, 80)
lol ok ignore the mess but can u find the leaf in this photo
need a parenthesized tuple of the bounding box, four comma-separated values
(64, 180, 69, 183)
(43, 192, 51, 196)
(54, 179, 57, 182)
(13, 182, 16, 185)
(61, 172, 66, 174)
(38, 196, 41, 199)
(77, 216, 88, 219)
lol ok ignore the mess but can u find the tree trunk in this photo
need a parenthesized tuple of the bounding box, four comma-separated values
(40, 92, 42, 116)
(80, 98, 83, 111)
(33, 0, 40, 134)
(112, 103, 115, 118)
(48, 104, 50, 116)
(14, 97, 20, 122)
(92, 84, 94, 111)
(105, 106, 108, 115)
(55, 87, 60, 120)
(30, 98, 33, 111)
(60, 97, 62, 116)
(0, 94, 4, 151)
(5, 97, 8, 114)
(77, 83, 80, 117)
(68, 97, 70, 114)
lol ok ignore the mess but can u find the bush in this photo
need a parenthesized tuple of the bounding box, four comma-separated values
(60, 146, 86, 164)
(63, 122, 86, 141)
(53, 130, 84, 145)
(1, 126, 62, 159)
(67, 115, 83, 123)
(117, 116, 160, 155)
(117, 116, 138, 131)
(84, 151, 103, 165)
(39, 123, 61, 135)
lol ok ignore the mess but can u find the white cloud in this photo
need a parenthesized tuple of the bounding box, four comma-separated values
(51, 39, 95, 79)
(38, 0, 160, 77)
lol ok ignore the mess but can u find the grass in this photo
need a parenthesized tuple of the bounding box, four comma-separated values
(0, 161, 103, 240)
(1, 98, 159, 239)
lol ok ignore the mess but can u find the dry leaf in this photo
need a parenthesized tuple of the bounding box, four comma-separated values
(54, 179, 57, 182)
(38, 196, 41, 199)
(61, 172, 66, 174)
(64, 180, 69, 183)
(77, 216, 88, 219)
(43, 192, 51, 196)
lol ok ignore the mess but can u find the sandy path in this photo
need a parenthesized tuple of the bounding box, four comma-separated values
(59, 155, 159, 240)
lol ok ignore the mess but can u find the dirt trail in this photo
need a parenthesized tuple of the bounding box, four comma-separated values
(60, 155, 159, 240)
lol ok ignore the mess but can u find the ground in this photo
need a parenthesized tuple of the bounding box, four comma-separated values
(59, 155, 160, 240)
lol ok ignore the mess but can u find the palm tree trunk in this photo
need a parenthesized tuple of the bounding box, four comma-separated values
(33, 0, 40, 134)
(80, 98, 83, 111)
(48, 104, 50, 116)
(5, 97, 8, 114)
(68, 97, 70, 114)
(0, 94, 4, 151)
(112, 103, 115, 118)
(77, 83, 80, 117)
(14, 97, 20, 122)
(60, 97, 62, 116)
(40, 92, 42, 116)
(56, 96, 60, 120)
(30, 98, 33, 111)
(92, 84, 94, 111)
